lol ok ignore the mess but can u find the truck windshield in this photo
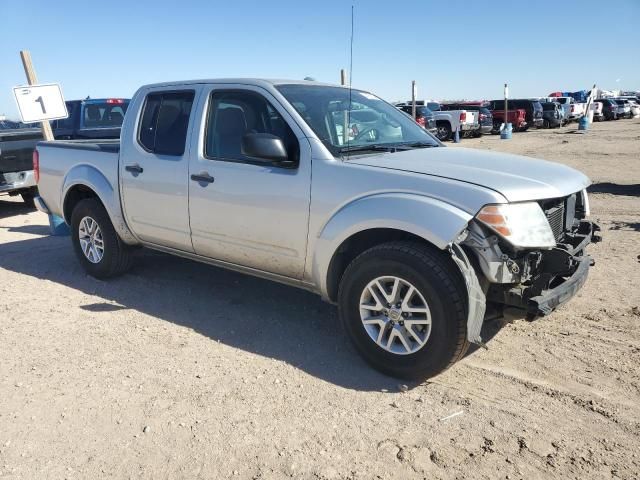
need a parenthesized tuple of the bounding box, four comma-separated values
(81, 101, 130, 129)
(276, 84, 439, 156)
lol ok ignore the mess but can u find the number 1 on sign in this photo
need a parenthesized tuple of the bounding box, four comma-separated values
(35, 96, 47, 114)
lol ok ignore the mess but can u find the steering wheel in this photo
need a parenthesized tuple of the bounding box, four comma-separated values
(354, 127, 380, 142)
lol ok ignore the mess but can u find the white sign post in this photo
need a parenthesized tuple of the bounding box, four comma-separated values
(13, 83, 68, 123)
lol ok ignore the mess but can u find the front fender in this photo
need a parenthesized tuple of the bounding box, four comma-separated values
(311, 193, 473, 299)
(62, 164, 138, 245)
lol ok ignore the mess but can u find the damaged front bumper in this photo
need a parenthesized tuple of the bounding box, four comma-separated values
(487, 220, 601, 319)
(526, 253, 591, 316)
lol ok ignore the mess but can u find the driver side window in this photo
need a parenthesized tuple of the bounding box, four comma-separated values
(205, 90, 299, 164)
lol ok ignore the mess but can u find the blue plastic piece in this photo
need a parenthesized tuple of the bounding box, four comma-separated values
(48, 214, 70, 236)
(578, 116, 589, 131)
(500, 122, 512, 140)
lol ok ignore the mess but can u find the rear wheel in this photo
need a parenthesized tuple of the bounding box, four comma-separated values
(543, 119, 550, 128)
(338, 242, 469, 379)
(70, 198, 133, 279)
(435, 122, 452, 141)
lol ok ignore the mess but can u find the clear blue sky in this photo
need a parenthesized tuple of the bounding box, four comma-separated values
(1, 0, 638, 119)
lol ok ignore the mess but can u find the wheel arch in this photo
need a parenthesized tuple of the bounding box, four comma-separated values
(311, 193, 472, 302)
(62, 165, 138, 245)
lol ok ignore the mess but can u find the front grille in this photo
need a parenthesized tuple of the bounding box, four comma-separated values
(546, 204, 565, 240)
(539, 198, 566, 240)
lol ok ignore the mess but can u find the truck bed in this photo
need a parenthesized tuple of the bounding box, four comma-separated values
(36, 139, 121, 219)
(0, 128, 42, 174)
(39, 138, 121, 153)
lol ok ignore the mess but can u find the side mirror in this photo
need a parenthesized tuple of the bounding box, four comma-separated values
(241, 132, 295, 168)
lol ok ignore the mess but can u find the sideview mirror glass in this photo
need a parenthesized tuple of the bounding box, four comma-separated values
(241, 132, 294, 167)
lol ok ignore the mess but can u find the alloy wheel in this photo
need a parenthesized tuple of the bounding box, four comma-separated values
(359, 276, 432, 355)
(78, 216, 104, 264)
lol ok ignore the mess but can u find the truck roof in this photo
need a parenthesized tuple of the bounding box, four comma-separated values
(141, 78, 343, 89)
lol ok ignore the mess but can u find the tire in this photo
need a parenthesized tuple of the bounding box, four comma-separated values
(70, 198, 133, 279)
(543, 119, 550, 129)
(435, 122, 452, 141)
(338, 241, 469, 380)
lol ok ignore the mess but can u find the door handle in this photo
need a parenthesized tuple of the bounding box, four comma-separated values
(125, 164, 144, 174)
(190, 172, 215, 184)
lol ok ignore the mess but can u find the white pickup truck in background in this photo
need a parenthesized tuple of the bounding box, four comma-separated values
(394, 101, 479, 141)
(553, 97, 585, 122)
(425, 101, 479, 141)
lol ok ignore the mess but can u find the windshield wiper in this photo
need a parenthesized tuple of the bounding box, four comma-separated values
(339, 144, 405, 154)
(403, 141, 439, 149)
(339, 141, 439, 155)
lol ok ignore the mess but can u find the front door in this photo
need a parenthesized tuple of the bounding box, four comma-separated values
(188, 85, 312, 278)
(120, 88, 199, 251)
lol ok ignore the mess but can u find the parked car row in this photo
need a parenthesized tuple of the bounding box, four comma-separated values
(590, 98, 640, 121)
(396, 92, 639, 140)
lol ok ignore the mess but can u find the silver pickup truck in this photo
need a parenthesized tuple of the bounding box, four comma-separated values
(34, 79, 600, 379)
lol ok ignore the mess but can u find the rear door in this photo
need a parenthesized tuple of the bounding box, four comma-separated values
(120, 87, 201, 251)
(187, 84, 312, 279)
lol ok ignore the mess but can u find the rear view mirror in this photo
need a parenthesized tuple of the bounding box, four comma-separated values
(241, 132, 295, 168)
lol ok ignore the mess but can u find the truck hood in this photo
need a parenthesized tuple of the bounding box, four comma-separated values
(348, 147, 590, 202)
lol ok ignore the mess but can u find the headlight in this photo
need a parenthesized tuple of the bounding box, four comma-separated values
(475, 202, 556, 248)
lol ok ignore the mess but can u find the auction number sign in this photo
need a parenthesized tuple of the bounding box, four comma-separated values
(13, 83, 68, 123)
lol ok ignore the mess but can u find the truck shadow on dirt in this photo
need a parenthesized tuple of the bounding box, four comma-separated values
(0, 198, 36, 220)
(588, 182, 640, 197)
(0, 233, 505, 391)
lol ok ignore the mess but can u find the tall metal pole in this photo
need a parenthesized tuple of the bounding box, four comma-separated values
(411, 80, 416, 119)
(19, 50, 54, 141)
(504, 83, 508, 129)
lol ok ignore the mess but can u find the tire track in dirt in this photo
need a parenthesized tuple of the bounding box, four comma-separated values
(463, 362, 640, 437)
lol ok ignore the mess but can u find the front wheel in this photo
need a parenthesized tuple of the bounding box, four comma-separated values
(338, 242, 469, 379)
(70, 198, 133, 279)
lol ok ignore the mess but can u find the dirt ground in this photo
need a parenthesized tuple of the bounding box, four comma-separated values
(1, 119, 639, 480)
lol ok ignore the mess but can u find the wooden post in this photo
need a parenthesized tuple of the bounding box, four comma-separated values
(411, 80, 417, 119)
(20, 50, 54, 141)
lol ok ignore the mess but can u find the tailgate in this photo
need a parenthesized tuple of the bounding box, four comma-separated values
(0, 129, 42, 174)
(465, 111, 479, 125)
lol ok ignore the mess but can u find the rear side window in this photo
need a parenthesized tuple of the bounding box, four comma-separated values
(82, 101, 130, 128)
(138, 91, 194, 156)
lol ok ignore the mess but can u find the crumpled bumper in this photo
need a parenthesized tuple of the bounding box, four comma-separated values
(489, 220, 602, 319)
(526, 253, 592, 316)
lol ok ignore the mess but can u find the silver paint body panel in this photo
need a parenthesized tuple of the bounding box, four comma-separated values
(36, 78, 591, 301)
